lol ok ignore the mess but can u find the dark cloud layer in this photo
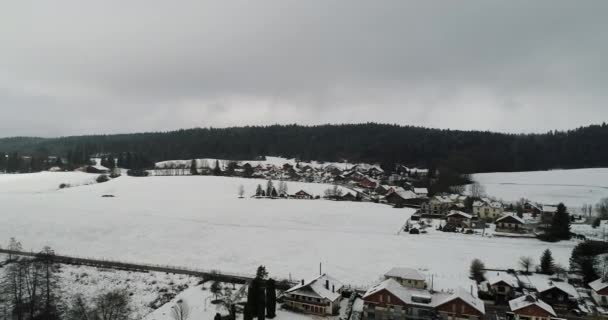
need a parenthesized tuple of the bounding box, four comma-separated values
(1, 0, 606, 137)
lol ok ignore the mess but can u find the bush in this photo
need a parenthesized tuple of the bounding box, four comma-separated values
(96, 175, 109, 183)
(59, 183, 71, 189)
(127, 169, 149, 177)
(409, 228, 420, 234)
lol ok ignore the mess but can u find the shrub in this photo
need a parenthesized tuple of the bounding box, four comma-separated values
(59, 183, 70, 189)
(96, 175, 109, 183)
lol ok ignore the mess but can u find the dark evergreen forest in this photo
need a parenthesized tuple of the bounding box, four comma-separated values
(1, 123, 607, 173)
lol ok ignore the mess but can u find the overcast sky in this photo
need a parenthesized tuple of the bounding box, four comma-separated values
(1, 1, 606, 137)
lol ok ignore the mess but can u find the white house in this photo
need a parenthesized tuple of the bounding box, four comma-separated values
(283, 274, 344, 315)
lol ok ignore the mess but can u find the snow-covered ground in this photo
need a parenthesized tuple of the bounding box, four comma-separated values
(0, 172, 576, 296)
(471, 168, 608, 208)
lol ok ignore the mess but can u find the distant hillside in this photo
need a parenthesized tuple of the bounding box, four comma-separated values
(1, 123, 607, 173)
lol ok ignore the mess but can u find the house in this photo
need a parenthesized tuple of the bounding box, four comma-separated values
(495, 214, 526, 233)
(435, 287, 486, 320)
(446, 211, 473, 228)
(384, 267, 427, 289)
(485, 272, 519, 301)
(533, 279, 578, 307)
(340, 192, 357, 201)
(414, 188, 428, 197)
(421, 196, 453, 215)
(589, 278, 608, 306)
(293, 190, 313, 199)
(362, 279, 448, 320)
(507, 294, 556, 320)
(362, 279, 485, 320)
(385, 189, 424, 207)
(358, 176, 379, 189)
(473, 199, 503, 220)
(375, 185, 392, 196)
(540, 205, 559, 224)
(283, 274, 344, 316)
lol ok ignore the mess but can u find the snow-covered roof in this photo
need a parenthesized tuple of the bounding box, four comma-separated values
(496, 214, 525, 224)
(486, 272, 518, 288)
(590, 278, 608, 293)
(437, 287, 485, 315)
(509, 294, 556, 316)
(285, 274, 344, 302)
(384, 267, 426, 282)
(447, 210, 472, 219)
(389, 190, 419, 200)
(535, 280, 578, 298)
(542, 205, 558, 213)
(414, 188, 428, 194)
(363, 279, 450, 308)
(473, 199, 502, 208)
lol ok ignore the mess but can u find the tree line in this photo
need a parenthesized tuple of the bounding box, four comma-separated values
(1, 123, 608, 174)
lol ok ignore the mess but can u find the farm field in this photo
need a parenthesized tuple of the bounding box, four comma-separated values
(471, 168, 608, 208)
(0, 172, 576, 293)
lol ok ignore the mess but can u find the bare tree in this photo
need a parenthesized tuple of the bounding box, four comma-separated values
(519, 256, 533, 274)
(171, 299, 190, 320)
(238, 185, 245, 198)
(7, 237, 22, 261)
(470, 182, 486, 199)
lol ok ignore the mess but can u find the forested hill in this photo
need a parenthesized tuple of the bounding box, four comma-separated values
(1, 123, 607, 173)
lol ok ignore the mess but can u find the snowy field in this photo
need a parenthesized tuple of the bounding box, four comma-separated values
(0, 172, 576, 294)
(471, 168, 608, 208)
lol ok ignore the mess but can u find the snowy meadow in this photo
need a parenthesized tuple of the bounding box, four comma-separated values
(0, 172, 576, 292)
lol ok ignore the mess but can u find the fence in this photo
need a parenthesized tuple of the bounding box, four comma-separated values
(0, 249, 296, 290)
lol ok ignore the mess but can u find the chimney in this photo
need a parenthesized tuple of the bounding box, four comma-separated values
(301, 279, 305, 285)
(326, 280, 330, 290)
(332, 285, 335, 292)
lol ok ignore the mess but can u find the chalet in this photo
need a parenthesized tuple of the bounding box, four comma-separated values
(540, 205, 558, 224)
(293, 190, 313, 199)
(362, 279, 447, 320)
(384, 267, 427, 289)
(446, 210, 473, 228)
(362, 279, 485, 320)
(435, 287, 486, 320)
(485, 272, 519, 301)
(495, 214, 526, 233)
(385, 189, 423, 207)
(340, 192, 357, 201)
(589, 278, 608, 306)
(414, 188, 428, 197)
(283, 274, 344, 316)
(534, 280, 578, 307)
(507, 294, 555, 320)
(421, 196, 453, 215)
(358, 176, 379, 189)
(375, 184, 392, 196)
(473, 199, 503, 220)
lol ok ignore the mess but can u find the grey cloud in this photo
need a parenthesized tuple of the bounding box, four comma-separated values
(0, 0, 607, 136)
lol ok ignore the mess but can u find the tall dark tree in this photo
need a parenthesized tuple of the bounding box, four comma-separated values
(551, 203, 571, 240)
(213, 160, 222, 176)
(266, 278, 276, 318)
(540, 249, 555, 275)
(190, 159, 198, 175)
(469, 258, 486, 283)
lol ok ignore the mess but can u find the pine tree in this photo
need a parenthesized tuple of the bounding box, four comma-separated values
(256, 184, 263, 197)
(213, 160, 222, 176)
(469, 258, 486, 283)
(540, 249, 555, 274)
(551, 203, 571, 240)
(266, 278, 276, 318)
(190, 159, 198, 175)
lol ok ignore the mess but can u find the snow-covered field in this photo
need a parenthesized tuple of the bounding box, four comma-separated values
(0, 172, 576, 295)
(471, 168, 608, 208)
